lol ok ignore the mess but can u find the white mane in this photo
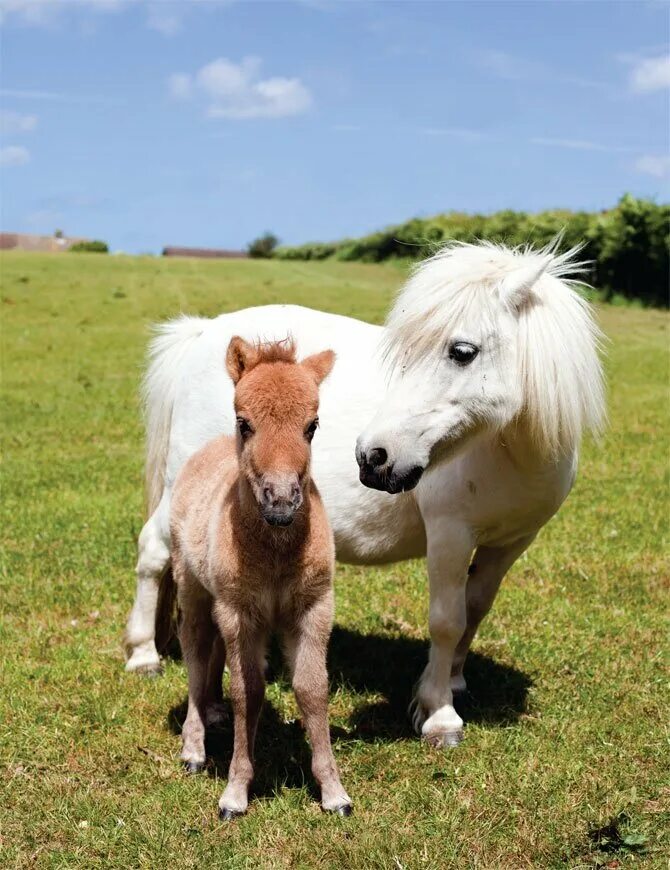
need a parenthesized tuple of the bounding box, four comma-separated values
(383, 240, 606, 457)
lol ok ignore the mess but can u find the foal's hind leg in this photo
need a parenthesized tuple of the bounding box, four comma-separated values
(205, 635, 227, 727)
(125, 502, 170, 675)
(178, 579, 217, 773)
(451, 534, 536, 694)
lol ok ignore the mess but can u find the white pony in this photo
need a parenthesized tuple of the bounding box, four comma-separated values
(125, 241, 604, 747)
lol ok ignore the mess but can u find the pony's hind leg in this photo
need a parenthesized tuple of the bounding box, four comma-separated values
(125, 505, 170, 675)
(178, 579, 217, 773)
(450, 533, 536, 693)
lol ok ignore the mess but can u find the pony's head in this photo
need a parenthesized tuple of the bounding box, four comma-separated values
(356, 241, 605, 494)
(226, 337, 335, 526)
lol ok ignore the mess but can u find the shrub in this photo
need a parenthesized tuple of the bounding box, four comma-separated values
(69, 240, 109, 253)
(275, 197, 669, 307)
(248, 232, 279, 259)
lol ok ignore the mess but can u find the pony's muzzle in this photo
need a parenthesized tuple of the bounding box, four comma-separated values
(260, 476, 302, 526)
(356, 441, 424, 494)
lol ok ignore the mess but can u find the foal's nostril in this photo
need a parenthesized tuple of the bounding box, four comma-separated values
(368, 448, 388, 469)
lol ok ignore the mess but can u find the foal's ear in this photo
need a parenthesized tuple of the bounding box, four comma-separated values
(301, 349, 336, 385)
(226, 336, 259, 384)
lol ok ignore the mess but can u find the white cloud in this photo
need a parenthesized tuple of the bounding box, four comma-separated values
(0, 144, 30, 166)
(420, 127, 485, 140)
(170, 56, 312, 120)
(0, 87, 118, 104)
(629, 54, 670, 92)
(634, 154, 670, 178)
(146, 4, 181, 36)
(531, 137, 635, 153)
(0, 109, 37, 134)
(0, 0, 125, 27)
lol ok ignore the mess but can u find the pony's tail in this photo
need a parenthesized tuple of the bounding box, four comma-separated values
(142, 315, 208, 658)
(142, 315, 209, 516)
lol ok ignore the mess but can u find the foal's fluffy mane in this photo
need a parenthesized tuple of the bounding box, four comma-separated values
(383, 240, 606, 457)
(250, 337, 297, 368)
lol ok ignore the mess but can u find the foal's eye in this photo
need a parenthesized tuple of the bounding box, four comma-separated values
(305, 418, 319, 442)
(236, 417, 253, 440)
(448, 341, 480, 366)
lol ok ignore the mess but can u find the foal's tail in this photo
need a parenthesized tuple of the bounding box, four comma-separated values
(155, 566, 179, 657)
(142, 314, 209, 516)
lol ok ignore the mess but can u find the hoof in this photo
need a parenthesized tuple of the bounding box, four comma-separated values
(423, 728, 464, 748)
(127, 661, 163, 678)
(218, 806, 244, 821)
(183, 760, 205, 774)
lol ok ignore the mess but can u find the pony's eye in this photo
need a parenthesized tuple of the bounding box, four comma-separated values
(237, 417, 253, 440)
(448, 341, 480, 366)
(305, 418, 319, 442)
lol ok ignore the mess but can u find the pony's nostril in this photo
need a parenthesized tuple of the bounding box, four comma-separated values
(263, 485, 273, 502)
(368, 448, 388, 469)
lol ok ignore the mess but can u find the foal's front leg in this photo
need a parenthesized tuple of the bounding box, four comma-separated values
(285, 592, 352, 815)
(214, 608, 266, 819)
(413, 523, 473, 747)
(178, 580, 217, 773)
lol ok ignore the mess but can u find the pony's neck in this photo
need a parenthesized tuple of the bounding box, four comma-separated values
(498, 416, 572, 472)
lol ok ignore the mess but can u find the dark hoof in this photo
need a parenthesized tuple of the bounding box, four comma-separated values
(423, 729, 464, 748)
(218, 807, 244, 821)
(183, 761, 205, 774)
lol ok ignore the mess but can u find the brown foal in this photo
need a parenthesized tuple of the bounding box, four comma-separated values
(169, 336, 351, 819)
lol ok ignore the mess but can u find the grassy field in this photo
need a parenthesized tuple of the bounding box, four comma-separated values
(1, 252, 668, 869)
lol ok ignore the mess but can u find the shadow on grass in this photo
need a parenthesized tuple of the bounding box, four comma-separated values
(167, 697, 320, 803)
(166, 625, 532, 795)
(328, 626, 533, 740)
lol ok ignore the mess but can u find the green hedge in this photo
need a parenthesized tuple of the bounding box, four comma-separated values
(69, 240, 109, 253)
(274, 195, 669, 307)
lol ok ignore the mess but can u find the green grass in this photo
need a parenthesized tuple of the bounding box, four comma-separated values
(1, 252, 668, 869)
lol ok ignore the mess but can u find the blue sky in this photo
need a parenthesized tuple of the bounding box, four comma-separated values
(1, 0, 668, 253)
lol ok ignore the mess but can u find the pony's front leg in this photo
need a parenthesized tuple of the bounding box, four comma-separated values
(125, 508, 170, 675)
(413, 522, 473, 747)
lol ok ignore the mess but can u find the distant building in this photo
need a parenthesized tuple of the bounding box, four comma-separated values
(0, 232, 89, 252)
(162, 246, 248, 259)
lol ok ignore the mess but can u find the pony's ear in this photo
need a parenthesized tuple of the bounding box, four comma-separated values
(226, 336, 259, 384)
(501, 260, 548, 310)
(301, 349, 336, 385)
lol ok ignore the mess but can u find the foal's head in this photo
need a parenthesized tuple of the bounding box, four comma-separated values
(226, 337, 335, 526)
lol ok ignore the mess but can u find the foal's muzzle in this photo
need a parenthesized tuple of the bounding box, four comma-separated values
(355, 444, 424, 494)
(260, 477, 303, 526)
